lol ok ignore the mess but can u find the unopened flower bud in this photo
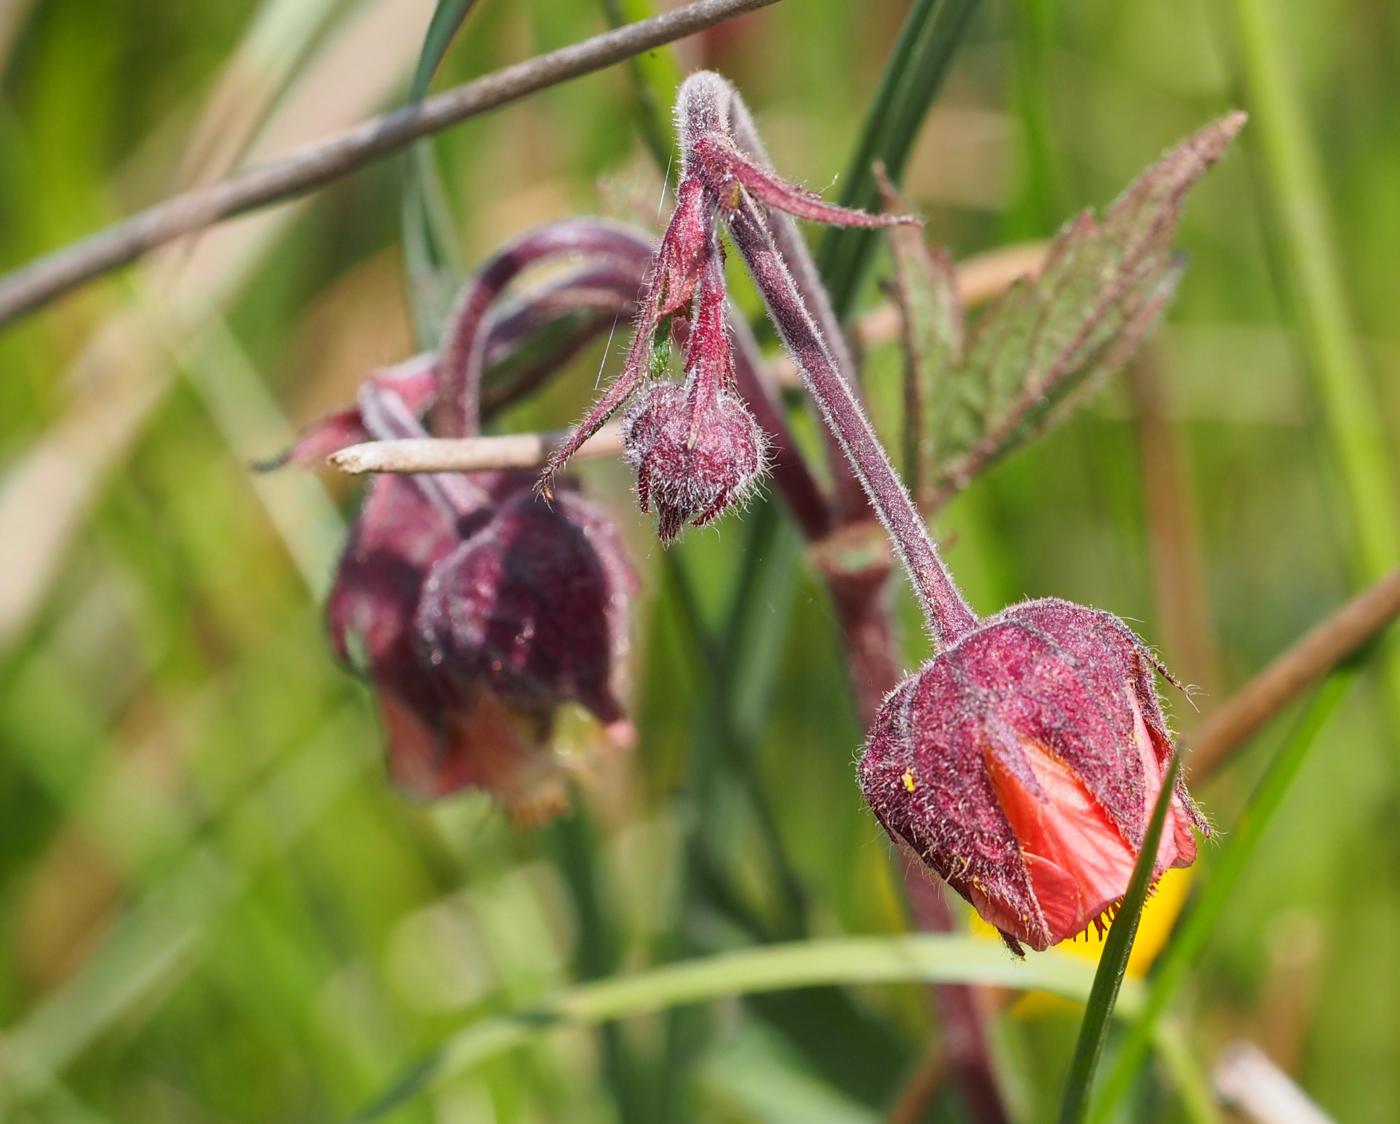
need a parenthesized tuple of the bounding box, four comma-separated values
(623, 378, 766, 544)
(860, 598, 1205, 954)
(621, 235, 767, 544)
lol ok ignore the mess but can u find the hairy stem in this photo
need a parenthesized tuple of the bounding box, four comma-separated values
(726, 191, 976, 646)
(433, 221, 652, 437)
(723, 84, 871, 521)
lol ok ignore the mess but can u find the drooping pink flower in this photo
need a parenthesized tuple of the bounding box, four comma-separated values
(295, 349, 638, 820)
(860, 598, 1205, 953)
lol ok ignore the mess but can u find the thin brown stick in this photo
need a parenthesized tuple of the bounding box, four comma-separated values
(1191, 568, 1400, 779)
(0, 0, 780, 328)
(331, 422, 624, 476)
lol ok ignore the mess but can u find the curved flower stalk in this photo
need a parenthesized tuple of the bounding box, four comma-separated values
(432, 220, 656, 438)
(537, 82, 910, 539)
(544, 70, 1220, 952)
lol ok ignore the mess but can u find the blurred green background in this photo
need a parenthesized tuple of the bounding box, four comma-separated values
(1, 0, 1397, 1120)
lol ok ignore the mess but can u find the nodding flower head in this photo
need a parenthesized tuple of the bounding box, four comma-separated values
(623, 379, 767, 544)
(416, 477, 636, 741)
(859, 598, 1206, 954)
(305, 361, 637, 821)
(329, 467, 636, 823)
(622, 245, 767, 543)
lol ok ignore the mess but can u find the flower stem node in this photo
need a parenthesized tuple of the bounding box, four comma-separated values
(859, 598, 1206, 955)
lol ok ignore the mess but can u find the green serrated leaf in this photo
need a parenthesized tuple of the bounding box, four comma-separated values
(883, 188, 963, 506)
(890, 113, 1245, 510)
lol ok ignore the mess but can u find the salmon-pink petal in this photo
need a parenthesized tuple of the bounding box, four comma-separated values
(987, 735, 1138, 943)
(378, 689, 469, 800)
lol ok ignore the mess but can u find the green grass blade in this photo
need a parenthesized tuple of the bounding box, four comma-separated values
(353, 934, 1136, 1120)
(1057, 752, 1184, 1123)
(1150, 1020, 1224, 1124)
(816, 0, 980, 317)
(401, 0, 482, 344)
(1222, 0, 1400, 733)
(1091, 669, 1354, 1120)
(599, 0, 683, 169)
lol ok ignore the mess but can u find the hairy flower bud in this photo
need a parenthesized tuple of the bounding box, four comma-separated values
(621, 235, 767, 543)
(623, 379, 766, 544)
(859, 598, 1205, 954)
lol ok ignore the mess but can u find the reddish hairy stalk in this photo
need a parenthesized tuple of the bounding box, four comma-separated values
(728, 314, 832, 542)
(537, 188, 717, 490)
(434, 221, 654, 437)
(482, 263, 645, 362)
(723, 88, 875, 522)
(671, 72, 974, 644)
(724, 191, 976, 646)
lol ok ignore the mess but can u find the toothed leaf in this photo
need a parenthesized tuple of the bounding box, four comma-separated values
(888, 113, 1244, 508)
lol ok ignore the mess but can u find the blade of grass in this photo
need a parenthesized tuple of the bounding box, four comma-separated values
(815, 0, 980, 318)
(546, 808, 648, 1124)
(402, 0, 481, 345)
(0, 708, 373, 1105)
(1222, 0, 1400, 739)
(1151, 1020, 1224, 1124)
(600, 0, 684, 169)
(1091, 669, 1354, 1120)
(353, 934, 1137, 1120)
(1057, 752, 1184, 1123)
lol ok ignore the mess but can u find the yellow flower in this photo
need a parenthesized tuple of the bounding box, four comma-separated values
(970, 866, 1193, 1014)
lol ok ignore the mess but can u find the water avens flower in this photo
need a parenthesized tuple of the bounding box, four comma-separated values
(861, 598, 1205, 954)
(544, 70, 1207, 948)
(277, 264, 641, 819)
(416, 476, 635, 742)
